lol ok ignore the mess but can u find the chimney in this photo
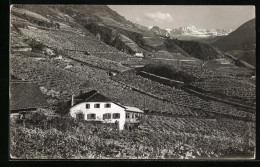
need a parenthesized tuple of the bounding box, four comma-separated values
(71, 94, 74, 107)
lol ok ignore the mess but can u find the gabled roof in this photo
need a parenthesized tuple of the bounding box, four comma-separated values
(75, 90, 98, 100)
(73, 90, 112, 105)
(10, 82, 48, 111)
(124, 106, 144, 113)
(72, 90, 143, 113)
(85, 93, 112, 102)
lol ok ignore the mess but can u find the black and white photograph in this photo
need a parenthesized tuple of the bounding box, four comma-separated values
(9, 5, 256, 159)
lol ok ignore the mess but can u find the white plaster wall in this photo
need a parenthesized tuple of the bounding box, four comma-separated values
(70, 102, 126, 130)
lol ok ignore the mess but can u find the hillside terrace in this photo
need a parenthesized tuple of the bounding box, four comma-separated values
(112, 70, 254, 121)
(10, 55, 196, 118)
(190, 78, 255, 105)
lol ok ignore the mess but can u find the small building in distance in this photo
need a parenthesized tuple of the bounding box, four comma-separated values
(10, 82, 48, 118)
(69, 90, 144, 130)
(107, 71, 118, 77)
(134, 51, 144, 58)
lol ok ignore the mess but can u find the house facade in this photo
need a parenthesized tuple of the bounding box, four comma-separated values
(69, 90, 144, 130)
(124, 106, 143, 124)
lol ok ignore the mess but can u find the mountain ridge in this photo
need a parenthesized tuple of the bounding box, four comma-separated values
(213, 18, 255, 66)
(11, 5, 240, 63)
(213, 18, 255, 51)
(149, 25, 232, 39)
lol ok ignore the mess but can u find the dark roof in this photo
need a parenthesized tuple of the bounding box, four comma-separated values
(75, 90, 98, 100)
(72, 90, 143, 111)
(10, 82, 48, 111)
(74, 90, 112, 105)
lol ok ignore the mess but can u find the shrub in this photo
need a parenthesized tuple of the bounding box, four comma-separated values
(28, 39, 45, 52)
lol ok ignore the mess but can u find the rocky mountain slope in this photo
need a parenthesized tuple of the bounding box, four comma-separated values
(149, 25, 232, 39)
(11, 5, 225, 62)
(171, 25, 232, 37)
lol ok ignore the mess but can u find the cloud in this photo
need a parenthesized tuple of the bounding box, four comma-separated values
(145, 11, 173, 23)
(136, 17, 141, 22)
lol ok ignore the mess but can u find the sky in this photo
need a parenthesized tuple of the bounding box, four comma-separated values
(108, 5, 255, 30)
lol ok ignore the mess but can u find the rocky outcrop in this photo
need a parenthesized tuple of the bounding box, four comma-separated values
(149, 25, 232, 38)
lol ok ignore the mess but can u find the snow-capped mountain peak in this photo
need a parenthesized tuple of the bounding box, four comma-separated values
(165, 28, 172, 33)
(149, 25, 232, 38)
(148, 26, 153, 30)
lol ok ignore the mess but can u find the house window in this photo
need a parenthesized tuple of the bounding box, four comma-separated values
(76, 112, 85, 120)
(126, 113, 130, 118)
(86, 104, 90, 109)
(136, 113, 141, 120)
(87, 114, 96, 120)
(113, 113, 120, 119)
(132, 113, 135, 118)
(105, 103, 111, 108)
(94, 104, 100, 108)
(103, 113, 111, 120)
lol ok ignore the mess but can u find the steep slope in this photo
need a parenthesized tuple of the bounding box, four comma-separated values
(9, 5, 256, 159)
(10, 5, 236, 66)
(213, 18, 255, 51)
(164, 39, 224, 60)
(213, 18, 255, 66)
(10, 5, 148, 73)
(52, 5, 223, 61)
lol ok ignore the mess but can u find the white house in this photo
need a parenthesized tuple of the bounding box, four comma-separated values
(69, 90, 144, 130)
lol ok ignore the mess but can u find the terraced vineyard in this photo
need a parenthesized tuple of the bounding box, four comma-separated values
(10, 5, 255, 159)
(17, 26, 147, 72)
(60, 50, 130, 72)
(112, 70, 254, 121)
(20, 28, 104, 51)
(190, 78, 255, 106)
(11, 56, 88, 99)
(10, 110, 255, 159)
(180, 64, 252, 79)
(10, 54, 195, 117)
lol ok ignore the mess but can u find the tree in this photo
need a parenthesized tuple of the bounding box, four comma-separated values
(28, 39, 45, 52)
